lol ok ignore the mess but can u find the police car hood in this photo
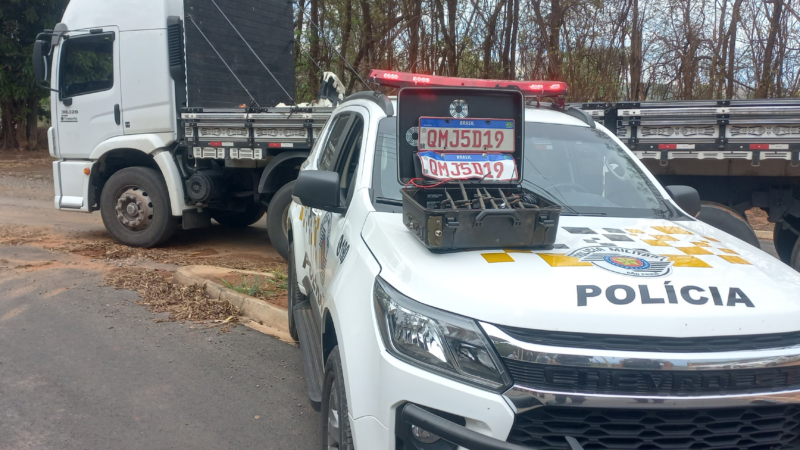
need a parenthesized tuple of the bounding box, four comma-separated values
(362, 213, 800, 337)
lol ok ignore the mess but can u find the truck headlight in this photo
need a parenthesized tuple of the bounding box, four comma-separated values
(374, 277, 511, 391)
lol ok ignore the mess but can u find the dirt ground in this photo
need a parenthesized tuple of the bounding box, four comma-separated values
(0, 151, 288, 327)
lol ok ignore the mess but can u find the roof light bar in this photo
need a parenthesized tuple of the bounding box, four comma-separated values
(368, 69, 568, 99)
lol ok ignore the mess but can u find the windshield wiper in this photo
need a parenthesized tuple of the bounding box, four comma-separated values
(521, 184, 580, 215)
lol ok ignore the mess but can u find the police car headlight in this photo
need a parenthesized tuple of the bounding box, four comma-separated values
(374, 277, 511, 391)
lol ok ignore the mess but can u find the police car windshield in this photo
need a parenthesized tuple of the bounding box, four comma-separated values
(371, 118, 674, 218)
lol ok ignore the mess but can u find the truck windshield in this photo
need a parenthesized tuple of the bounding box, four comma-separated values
(372, 117, 677, 218)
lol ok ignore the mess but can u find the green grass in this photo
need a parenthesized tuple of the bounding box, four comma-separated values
(220, 273, 287, 297)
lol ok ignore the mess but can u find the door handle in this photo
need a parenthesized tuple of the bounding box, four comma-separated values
(114, 104, 121, 125)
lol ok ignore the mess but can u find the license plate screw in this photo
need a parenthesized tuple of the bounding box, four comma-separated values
(434, 230, 442, 237)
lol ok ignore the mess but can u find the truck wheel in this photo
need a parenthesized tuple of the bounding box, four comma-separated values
(774, 224, 798, 264)
(287, 242, 303, 341)
(321, 346, 354, 450)
(266, 181, 294, 260)
(696, 202, 760, 249)
(100, 167, 178, 248)
(211, 203, 265, 227)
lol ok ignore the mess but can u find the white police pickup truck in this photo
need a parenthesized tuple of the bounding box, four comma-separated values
(286, 71, 800, 450)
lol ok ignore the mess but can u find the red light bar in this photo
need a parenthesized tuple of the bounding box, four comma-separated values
(368, 69, 568, 98)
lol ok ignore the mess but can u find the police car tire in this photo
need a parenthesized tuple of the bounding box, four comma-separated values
(774, 224, 798, 265)
(696, 202, 760, 249)
(287, 242, 302, 341)
(267, 181, 294, 261)
(211, 203, 265, 228)
(321, 346, 354, 450)
(100, 167, 178, 248)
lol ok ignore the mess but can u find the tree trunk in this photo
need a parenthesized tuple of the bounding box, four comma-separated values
(509, 0, 519, 78)
(338, 0, 353, 80)
(501, 0, 513, 78)
(26, 96, 40, 151)
(548, 0, 564, 80)
(483, 0, 507, 78)
(756, 0, 783, 98)
(309, 0, 321, 95)
(726, 0, 742, 99)
(358, 0, 375, 69)
(629, 0, 643, 100)
(294, 0, 305, 64)
(408, 0, 422, 71)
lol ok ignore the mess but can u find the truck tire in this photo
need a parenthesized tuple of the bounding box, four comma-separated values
(211, 203, 265, 227)
(696, 202, 760, 249)
(266, 181, 294, 260)
(774, 224, 798, 265)
(287, 242, 303, 341)
(321, 346, 354, 450)
(100, 167, 178, 248)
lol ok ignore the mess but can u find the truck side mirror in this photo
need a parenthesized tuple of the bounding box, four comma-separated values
(665, 185, 701, 217)
(293, 170, 346, 214)
(32, 40, 50, 82)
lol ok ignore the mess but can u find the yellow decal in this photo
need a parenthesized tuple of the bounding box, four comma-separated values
(626, 229, 645, 234)
(538, 254, 593, 267)
(504, 249, 533, 253)
(691, 241, 711, 247)
(299, 206, 305, 221)
(676, 246, 713, 256)
(482, 253, 515, 263)
(649, 234, 679, 242)
(652, 226, 693, 235)
(719, 255, 751, 265)
(641, 239, 671, 247)
(703, 236, 721, 242)
(662, 255, 712, 268)
(719, 248, 739, 255)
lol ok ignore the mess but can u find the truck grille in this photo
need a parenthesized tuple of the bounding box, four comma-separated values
(494, 325, 800, 353)
(504, 359, 800, 397)
(507, 404, 800, 450)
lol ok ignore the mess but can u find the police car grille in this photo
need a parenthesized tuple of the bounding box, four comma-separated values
(507, 404, 800, 450)
(504, 359, 800, 396)
(495, 325, 800, 353)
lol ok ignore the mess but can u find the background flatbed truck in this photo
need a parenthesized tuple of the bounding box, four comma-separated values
(32, 0, 336, 258)
(579, 100, 800, 270)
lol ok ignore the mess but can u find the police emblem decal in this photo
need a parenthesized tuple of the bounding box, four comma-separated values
(570, 246, 672, 277)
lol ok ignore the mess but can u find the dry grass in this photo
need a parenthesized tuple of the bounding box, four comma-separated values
(105, 268, 241, 332)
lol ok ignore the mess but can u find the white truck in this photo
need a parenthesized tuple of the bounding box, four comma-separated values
(32, 0, 337, 258)
(287, 70, 800, 449)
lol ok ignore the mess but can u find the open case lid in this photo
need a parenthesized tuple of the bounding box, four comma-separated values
(396, 87, 525, 185)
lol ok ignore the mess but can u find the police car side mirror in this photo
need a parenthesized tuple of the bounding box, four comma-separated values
(293, 170, 346, 214)
(665, 185, 701, 217)
(32, 39, 49, 82)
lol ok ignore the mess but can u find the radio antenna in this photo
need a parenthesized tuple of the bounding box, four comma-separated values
(187, 15, 260, 107)
(210, 0, 294, 103)
(300, 9, 371, 91)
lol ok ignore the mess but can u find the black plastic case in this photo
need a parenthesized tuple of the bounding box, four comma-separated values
(401, 185, 561, 251)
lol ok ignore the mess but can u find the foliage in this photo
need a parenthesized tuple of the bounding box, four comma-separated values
(0, 0, 69, 150)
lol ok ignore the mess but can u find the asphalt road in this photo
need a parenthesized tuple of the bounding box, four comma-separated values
(0, 246, 321, 450)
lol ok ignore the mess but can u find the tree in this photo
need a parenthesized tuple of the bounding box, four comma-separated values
(0, 0, 69, 151)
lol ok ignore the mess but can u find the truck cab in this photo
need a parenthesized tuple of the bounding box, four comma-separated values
(32, 0, 333, 254)
(287, 71, 800, 449)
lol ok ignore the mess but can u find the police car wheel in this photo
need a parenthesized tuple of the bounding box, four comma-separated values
(696, 202, 760, 249)
(267, 181, 294, 261)
(287, 242, 303, 341)
(100, 167, 178, 248)
(321, 346, 354, 450)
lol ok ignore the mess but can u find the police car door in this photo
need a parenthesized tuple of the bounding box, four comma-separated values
(304, 107, 368, 313)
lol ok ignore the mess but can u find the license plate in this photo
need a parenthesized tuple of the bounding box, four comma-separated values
(418, 118, 515, 153)
(418, 152, 518, 181)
